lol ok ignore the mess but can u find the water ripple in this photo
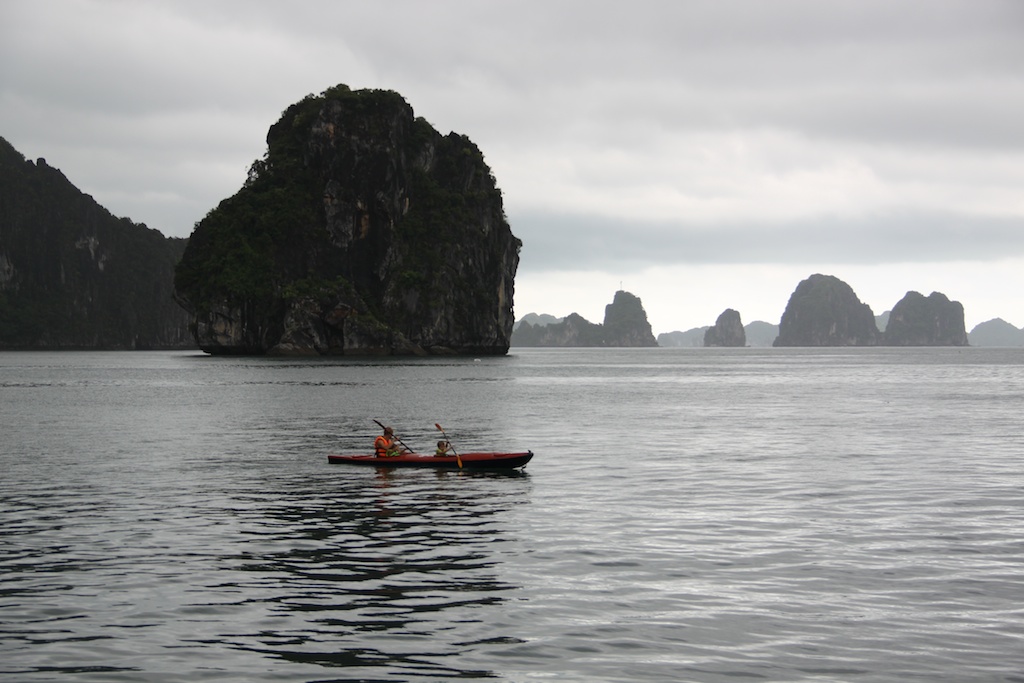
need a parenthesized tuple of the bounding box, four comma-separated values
(3, 348, 1024, 681)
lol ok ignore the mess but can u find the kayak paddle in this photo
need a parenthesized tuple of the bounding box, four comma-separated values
(435, 423, 462, 469)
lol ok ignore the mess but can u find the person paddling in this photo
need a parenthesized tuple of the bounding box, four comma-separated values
(374, 426, 406, 458)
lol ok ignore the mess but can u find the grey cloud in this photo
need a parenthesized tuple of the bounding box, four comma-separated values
(2, 0, 1022, 245)
(512, 209, 1024, 272)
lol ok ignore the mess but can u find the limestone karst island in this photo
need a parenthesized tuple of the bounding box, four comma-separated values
(518, 275, 1016, 348)
(0, 86, 520, 355)
(175, 86, 521, 356)
(1, 86, 1022, 351)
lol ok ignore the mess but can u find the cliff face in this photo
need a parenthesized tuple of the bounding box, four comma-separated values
(0, 137, 192, 349)
(884, 291, 968, 346)
(774, 274, 879, 347)
(174, 85, 521, 355)
(704, 308, 746, 347)
(511, 290, 658, 347)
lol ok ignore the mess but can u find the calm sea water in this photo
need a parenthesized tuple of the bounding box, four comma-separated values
(2, 347, 1023, 682)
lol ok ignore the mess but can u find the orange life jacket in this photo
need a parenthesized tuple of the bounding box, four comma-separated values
(374, 435, 394, 457)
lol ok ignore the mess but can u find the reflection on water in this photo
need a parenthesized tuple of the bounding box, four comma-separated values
(222, 473, 527, 679)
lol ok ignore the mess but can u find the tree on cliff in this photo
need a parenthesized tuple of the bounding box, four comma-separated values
(174, 85, 521, 355)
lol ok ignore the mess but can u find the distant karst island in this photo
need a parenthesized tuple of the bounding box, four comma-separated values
(3, 96, 1022, 351)
(516, 274, 1021, 348)
(512, 290, 658, 347)
(772, 274, 968, 347)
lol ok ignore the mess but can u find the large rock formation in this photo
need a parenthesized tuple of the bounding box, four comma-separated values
(883, 291, 968, 346)
(602, 290, 658, 346)
(704, 308, 746, 347)
(174, 85, 521, 355)
(0, 137, 192, 349)
(773, 274, 880, 347)
(511, 290, 658, 347)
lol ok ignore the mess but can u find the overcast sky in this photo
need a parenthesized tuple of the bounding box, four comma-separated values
(3, 0, 1023, 332)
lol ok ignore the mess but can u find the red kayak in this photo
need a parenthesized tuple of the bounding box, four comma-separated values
(327, 451, 533, 470)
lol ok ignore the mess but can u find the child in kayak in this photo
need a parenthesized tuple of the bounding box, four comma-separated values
(434, 440, 452, 457)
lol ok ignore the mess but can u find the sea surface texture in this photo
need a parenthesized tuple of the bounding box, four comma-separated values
(1, 348, 1022, 682)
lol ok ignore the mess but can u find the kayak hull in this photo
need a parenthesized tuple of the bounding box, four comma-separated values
(327, 451, 533, 470)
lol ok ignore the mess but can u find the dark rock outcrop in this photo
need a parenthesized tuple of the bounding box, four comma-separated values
(883, 291, 968, 346)
(603, 291, 658, 346)
(173, 85, 521, 355)
(511, 290, 658, 347)
(0, 137, 192, 349)
(773, 274, 880, 347)
(704, 308, 746, 347)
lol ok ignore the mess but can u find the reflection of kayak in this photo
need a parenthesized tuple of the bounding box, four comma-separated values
(327, 451, 533, 470)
